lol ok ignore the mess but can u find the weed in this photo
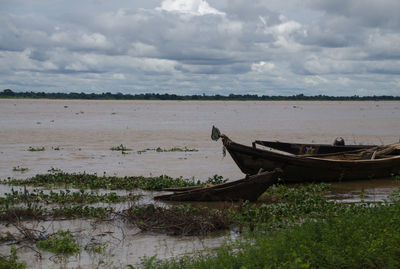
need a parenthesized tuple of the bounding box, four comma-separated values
(47, 167, 62, 173)
(205, 175, 228, 185)
(155, 146, 198, 152)
(3, 171, 212, 191)
(137, 147, 198, 154)
(51, 205, 113, 219)
(110, 144, 132, 152)
(84, 243, 108, 254)
(27, 146, 45, 152)
(0, 245, 26, 269)
(0, 203, 45, 222)
(141, 195, 400, 269)
(0, 188, 137, 206)
(36, 230, 80, 255)
(12, 166, 29, 172)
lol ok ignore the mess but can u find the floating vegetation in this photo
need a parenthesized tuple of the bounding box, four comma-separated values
(0, 188, 138, 206)
(123, 204, 231, 236)
(0, 204, 45, 222)
(51, 205, 113, 219)
(205, 174, 228, 185)
(0, 245, 26, 269)
(235, 183, 340, 230)
(12, 166, 29, 172)
(110, 144, 132, 154)
(156, 146, 198, 152)
(36, 230, 80, 255)
(84, 242, 108, 254)
(2, 171, 214, 191)
(0, 203, 113, 222)
(137, 146, 198, 154)
(52, 146, 61, 150)
(27, 146, 45, 152)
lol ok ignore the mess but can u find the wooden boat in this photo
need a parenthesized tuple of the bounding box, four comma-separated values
(212, 126, 400, 182)
(253, 140, 375, 155)
(154, 169, 283, 202)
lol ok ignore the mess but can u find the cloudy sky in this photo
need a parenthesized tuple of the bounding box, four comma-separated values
(1, 0, 400, 96)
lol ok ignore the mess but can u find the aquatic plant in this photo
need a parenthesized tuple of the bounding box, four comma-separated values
(84, 243, 108, 254)
(141, 193, 400, 269)
(27, 146, 45, 152)
(12, 166, 29, 172)
(0, 188, 137, 206)
(51, 205, 113, 219)
(110, 144, 132, 152)
(155, 146, 198, 152)
(36, 230, 80, 255)
(235, 183, 342, 230)
(137, 147, 198, 154)
(2, 171, 213, 191)
(0, 203, 45, 222)
(204, 174, 228, 185)
(0, 245, 26, 269)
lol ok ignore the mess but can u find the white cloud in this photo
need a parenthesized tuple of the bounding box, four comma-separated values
(159, 0, 225, 16)
(304, 75, 328, 86)
(1, 0, 400, 95)
(251, 61, 275, 73)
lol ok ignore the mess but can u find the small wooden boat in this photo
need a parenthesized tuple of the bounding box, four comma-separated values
(212, 126, 400, 182)
(154, 169, 283, 202)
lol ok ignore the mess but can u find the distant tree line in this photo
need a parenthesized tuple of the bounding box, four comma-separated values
(1, 89, 399, 101)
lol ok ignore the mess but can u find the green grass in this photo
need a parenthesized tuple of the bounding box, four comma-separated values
(36, 230, 80, 255)
(137, 184, 400, 268)
(142, 199, 400, 269)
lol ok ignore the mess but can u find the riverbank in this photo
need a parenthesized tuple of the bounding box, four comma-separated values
(1, 172, 399, 268)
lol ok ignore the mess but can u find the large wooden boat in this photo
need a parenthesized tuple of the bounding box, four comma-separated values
(212, 127, 400, 182)
(253, 140, 375, 155)
(155, 169, 283, 202)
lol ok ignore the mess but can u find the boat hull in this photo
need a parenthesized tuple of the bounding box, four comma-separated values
(254, 140, 375, 155)
(225, 139, 400, 182)
(155, 169, 282, 201)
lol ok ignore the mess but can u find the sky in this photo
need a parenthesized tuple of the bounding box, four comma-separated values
(1, 0, 400, 96)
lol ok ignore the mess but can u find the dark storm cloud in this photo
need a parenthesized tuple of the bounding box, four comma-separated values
(307, 0, 400, 28)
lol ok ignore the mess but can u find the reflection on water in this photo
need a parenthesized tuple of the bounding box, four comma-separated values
(327, 177, 399, 203)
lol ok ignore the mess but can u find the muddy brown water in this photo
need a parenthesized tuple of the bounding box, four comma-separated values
(1, 99, 400, 267)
